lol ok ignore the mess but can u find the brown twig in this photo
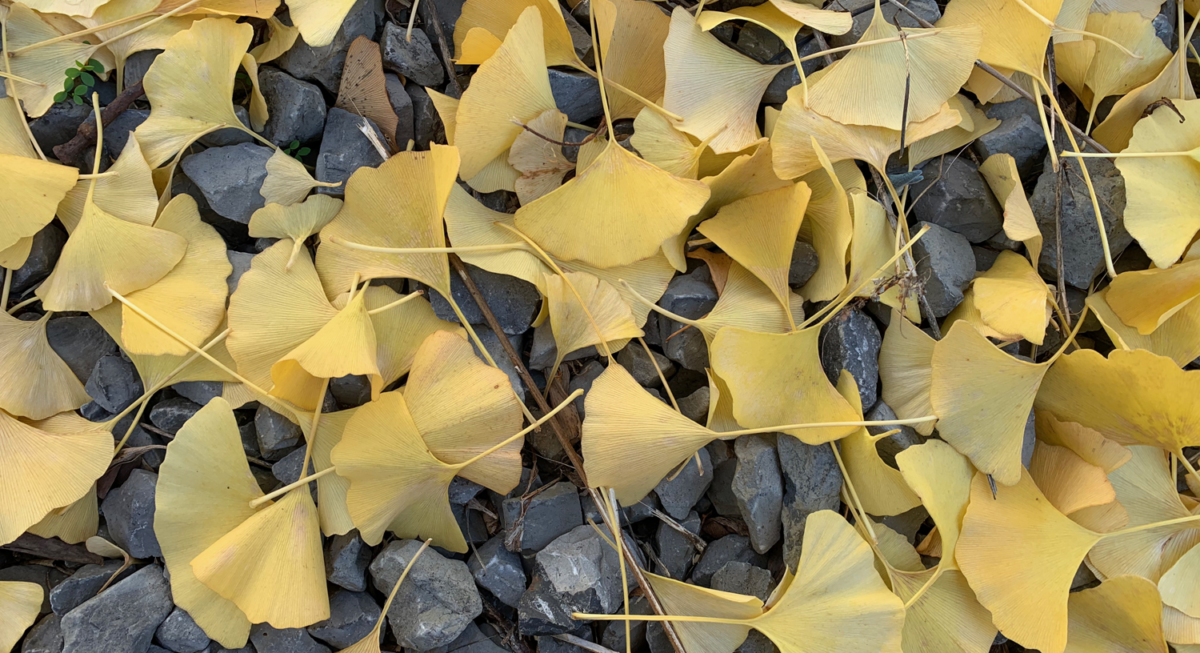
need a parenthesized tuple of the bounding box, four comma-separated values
(53, 80, 145, 165)
(511, 118, 600, 147)
(869, 167, 942, 339)
(420, 0, 461, 96)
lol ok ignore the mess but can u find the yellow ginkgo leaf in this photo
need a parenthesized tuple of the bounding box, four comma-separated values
(973, 250, 1052, 344)
(514, 137, 710, 269)
(794, 145, 856, 301)
(835, 372, 921, 517)
(354, 286, 463, 388)
(678, 261, 803, 344)
(0, 581, 42, 653)
(908, 95, 1001, 167)
(135, 18, 259, 167)
(768, 0, 853, 34)
(120, 194, 231, 357)
(240, 53, 268, 132)
(454, 0, 585, 68)
(0, 153, 78, 255)
(544, 271, 643, 378)
(154, 0, 279, 18)
(508, 108, 575, 204)
(895, 438, 974, 568)
(0, 312, 90, 420)
(285, 0, 356, 48)
(931, 320, 1051, 485)
(317, 145, 460, 299)
(805, 4, 980, 130)
(296, 404, 357, 536)
(663, 7, 788, 154)
(1089, 287, 1200, 367)
(456, 27, 503, 64)
(1160, 543, 1200, 619)
(1106, 258, 1200, 335)
(28, 476, 98, 545)
(260, 147, 342, 206)
(58, 135, 158, 232)
(76, 0, 198, 94)
(938, 0, 1063, 77)
(454, 7, 556, 181)
(0, 410, 111, 546)
(1029, 441, 1117, 515)
(1093, 49, 1195, 152)
(845, 190, 913, 319)
(889, 569, 997, 653)
(21, 0, 113, 17)
(593, 0, 671, 121)
(404, 331, 524, 494)
(697, 183, 810, 325)
(3, 4, 101, 117)
(249, 16, 299, 63)
(249, 195, 343, 271)
(958, 470, 1103, 653)
(644, 573, 762, 653)
(1074, 12, 1173, 126)
(1035, 411, 1131, 473)
(878, 309, 937, 436)
(0, 97, 34, 158)
(1067, 576, 1169, 653)
(631, 106, 708, 179)
(979, 152, 1043, 268)
(710, 326, 861, 444)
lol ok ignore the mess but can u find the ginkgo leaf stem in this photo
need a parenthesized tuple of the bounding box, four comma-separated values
(0, 71, 41, 86)
(902, 566, 942, 608)
(571, 66, 685, 122)
(249, 465, 339, 508)
(366, 290, 424, 315)
(78, 172, 121, 180)
(406, 0, 422, 42)
(329, 237, 529, 255)
(114, 398, 151, 454)
(89, 94, 104, 194)
(719, 416, 936, 438)
(2, 19, 46, 160)
(300, 377, 330, 477)
(1061, 150, 1198, 159)
(1050, 28, 1142, 59)
(1101, 513, 1200, 539)
(1045, 306, 1091, 365)
(1, 269, 10, 310)
(618, 282, 701, 329)
(449, 388, 584, 471)
(378, 538, 431, 622)
(866, 428, 902, 443)
(6, 296, 42, 314)
(285, 238, 307, 272)
(588, 0, 616, 139)
(1175, 451, 1200, 491)
(639, 336, 680, 412)
(10, 12, 150, 54)
(573, 613, 747, 625)
(796, 31, 944, 65)
(606, 488, 633, 653)
(830, 440, 877, 542)
(92, 0, 205, 52)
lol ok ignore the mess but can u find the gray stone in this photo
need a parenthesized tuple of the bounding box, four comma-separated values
(911, 157, 1004, 243)
(49, 562, 132, 616)
(616, 345, 675, 388)
(708, 441, 741, 517)
(469, 534, 528, 607)
(735, 21, 786, 61)
(830, 0, 940, 46)
(663, 327, 709, 372)
(654, 510, 701, 580)
(384, 73, 416, 147)
(518, 525, 625, 635)
(549, 69, 603, 123)
(865, 402, 925, 467)
(124, 49, 160, 90)
(369, 540, 482, 649)
(199, 105, 255, 148)
(1030, 152, 1131, 289)
(880, 505, 930, 544)
(431, 263, 541, 335)
(258, 67, 327, 146)
(271, 446, 314, 485)
(972, 245, 1001, 272)
(581, 495, 658, 526)
(426, 622, 509, 653)
(678, 386, 710, 424)
(711, 561, 772, 601)
(778, 435, 842, 570)
(734, 631, 774, 653)
(449, 477, 485, 505)
(910, 221, 975, 317)
(819, 309, 882, 409)
(61, 565, 173, 653)
(275, 0, 382, 93)
(307, 591, 380, 649)
(101, 469, 162, 558)
(538, 628, 594, 653)
(732, 435, 783, 554)
(122, 424, 166, 470)
(470, 326, 526, 400)
(250, 624, 330, 653)
(155, 608, 210, 653)
(1022, 408, 1036, 469)
(408, 82, 442, 148)
(528, 322, 595, 371)
(328, 374, 372, 409)
(100, 108, 149, 159)
(326, 531, 372, 592)
(29, 101, 92, 155)
(789, 241, 819, 288)
(316, 107, 387, 194)
(226, 250, 254, 295)
(84, 354, 143, 414)
(46, 316, 118, 384)
(381, 25, 444, 86)
(762, 37, 827, 105)
(149, 397, 202, 434)
(180, 142, 274, 223)
(974, 99, 1047, 180)
(601, 596, 651, 653)
(654, 446, 712, 520)
(657, 267, 719, 341)
(567, 360, 606, 420)
(0, 566, 65, 614)
(502, 481, 583, 553)
(255, 404, 303, 460)
(691, 535, 765, 587)
(9, 223, 67, 295)
(22, 613, 63, 653)
(171, 381, 223, 407)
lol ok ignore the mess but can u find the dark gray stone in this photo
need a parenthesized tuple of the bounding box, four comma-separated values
(326, 531, 372, 592)
(408, 82, 441, 149)
(911, 157, 1004, 243)
(502, 481, 583, 553)
(0, 566, 65, 615)
(431, 263, 540, 335)
(734, 631, 774, 653)
(778, 435, 842, 570)
(29, 101, 92, 155)
(711, 561, 772, 601)
(819, 308, 882, 409)
(470, 326, 526, 400)
(910, 221, 975, 317)
(384, 73, 416, 147)
(616, 345, 675, 388)
(271, 446, 314, 486)
(60, 565, 173, 653)
(518, 525, 625, 635)
(567, 360, 606, 421)
(306, 590, 380, 649)
(663, 328, 708, 372)
(690, 535, 765, 587)
(123, 50, 160, 90)
(449, 477, 485, 505)
(865, 402, 925, 467)
(762, 37, 827, 105)
(101, 469, 162, 558)
(155, 608, 210, 653)
(45, 316, 117, 385)
(275, 0, 383, 93)
(732, 434, 783, 554)
(255, 404, 303, 460)
(830, 0, 940, 46)
(880, 505, 930, 544)
(180, 142, 274, 223)
(974, 99, 1047, 180)
(329, 375, 371, 409)
(789, 241, 819, 288)
(199, 106, 254, 148)
(538, 628, 594, 653)
(972, 245, 1001, 272)
(580, 495, 658, 526)
(528, 322, 595, 371)
(654, 447, 712, 520)
(707, 442, 741, 517)
(171, 381, 223, 407)
(49, 562, 132, 616)
(469, 534, 527, 608)
(226, 250, 254, 295)
(316, 107, 387, 195)
(250, 624, 330, 653)
(149, 397, 202, 434)
(22, 613, 63, 653)
(99, 108, 149, 159)
(657, 267, 718, 341)
(258, 67, 327, 146)
(549, 69, 602, 123)
(381, 25, 444, 86)
(654, 510, 701, 580)
(123, 424, 166, 470)
(734, 21, 785, 61)
(83, 354, 142, 414)
(369, 540, 482, 649)
(9, 223, 67, 295)
(678, 387, 710, 424)
(1030, 152, 1131, 289)
(601, 595, 651, 653)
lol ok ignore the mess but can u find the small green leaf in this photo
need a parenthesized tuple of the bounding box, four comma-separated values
(64, 78, 74, 91)
(88, 60, 105, 73)
(54, 91, 67, 103)
(65, 69, 81, 79)
(289, 140, 300, 149)
(75, 61, 85, 68)
(297, 147, 311, 157)
(81, 72, 96, 86)
(72, 96, 83, 105)
(81, 40, 91, 45)
(73, 85, 87, 96)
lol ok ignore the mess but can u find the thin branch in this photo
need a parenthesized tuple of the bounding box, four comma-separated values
(53, 81, 145, 166)
(420, 0, 461, 97)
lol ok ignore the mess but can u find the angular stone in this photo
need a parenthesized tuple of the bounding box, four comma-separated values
(567, 360, 605, 420)
(654, 510, 701, 580)
(180, 142, 273, 223)
(100, 108, 150, 160)
(677, 386, 709, 424)
(60, 565, 173, 653)
(258, 67, 327, 146)
(9, 223, 67, 295)
(910, 221, 975, 317)
(538, 627, 594, 653)
(101, 469, 162, 558)
(819, 309, 882, 409)
(407, 82, 442, 148)
(22, 613, 63, 653)
(707, 441, 741, 517)
(326, 531, 373, 592)
(255, 404, 303, 460)
(250, 624, 330, 653)
(830, 0, 940, 46)
(469, 326, 526, 400)
(316, 107, 387, 195)
(778, 435, 842, 570)
(381, 24, 444, 86)
(601, 595, 651, 653)
(29, 101, 92, 155)
(155, 608, 210, 653)
(275, 0, 382, 93)
(469, 534, 528, 608)
(170, 381, 222, 408)
(762, 37, 827, 105)
(502, 481, 583, 553)
(384, 73, 416, 147)
(711, 561, 772, 601)
(123, 49, 160, 90)
(616, 345, 675, 388)
(732, 434, 783, 554)
(49, 561, 132, 616)
(306, 591, 380, 649)
(528, 322, 596, 371)
(548, 69, 602, 123)
(911, 157, 1004, 243)
(690, 535, 765, 587)
(663, 328, 709, 372)
(271, 446, 314, 486)
(83, 354, 142, 414)
(789, 241, 819, 288)
(369, 540, 482, 649)
(226, 250, 255, 295)
(865, 402, 925, 467)
(654, 447, 712, 520)
(0, 565, 66, 615)
(656, 268, 719, 342)
(430, 263, 541, 335)
(149, 397, 202, 435)
(46, 315, 118, 384)
(199, 105, 255, 148)
(974, 99, 1048, 180)
(518, 525, 625, 635)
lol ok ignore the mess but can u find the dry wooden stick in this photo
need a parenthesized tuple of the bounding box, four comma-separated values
(53, 80, 145, 165)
